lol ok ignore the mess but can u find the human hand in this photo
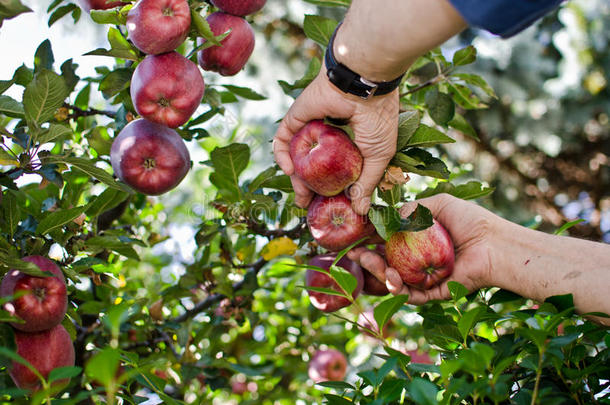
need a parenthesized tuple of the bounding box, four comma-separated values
(347, 193, 497, 304)
(273, 66, 399, 215)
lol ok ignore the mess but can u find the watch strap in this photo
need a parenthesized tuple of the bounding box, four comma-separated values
(325, 22, 404, 99)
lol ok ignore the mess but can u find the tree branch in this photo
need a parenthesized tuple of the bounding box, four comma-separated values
(64, 102, 117, 119)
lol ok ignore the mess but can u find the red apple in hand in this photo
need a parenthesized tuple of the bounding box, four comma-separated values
(9, 324, 75, 391)
(77, 0, 123, 11)
(1, 256, 67, 332)
(197, 12, 255, 76)
(290, 120, 363, 197)
(385, 219, 455, 290)
(308, 349, 347, 383)
(210, 0, 266, 16)
(126, 0, 191, 55)
(110, 119, 190, 195)
(305, 254, 364, 312)
(307, 194, 375, 251)
(131, 52, 205, 128)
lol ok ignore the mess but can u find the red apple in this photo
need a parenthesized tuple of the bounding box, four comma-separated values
(307, 194, 376, 251)
(126, 0, 191, 55)
(110, 118, 190, 195)
(308, 349, 347, 383)
(9, 324, 75, 391)
(197, 12, 255, 76)
(305, 254, 364, 313)
(385, 219, 455, 290)
(77, 0, 123, 11)
(406, 350, 433, 364)
(0, 256, 67, 332)
(231, 379, 247, 395)
(210, 0, 266, 16)
(131, 52, 205, 128)
(290, 120, 363, 197)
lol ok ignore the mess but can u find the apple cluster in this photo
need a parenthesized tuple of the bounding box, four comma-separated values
(103, 0, 264, 195)
(0, 256, 75, 391)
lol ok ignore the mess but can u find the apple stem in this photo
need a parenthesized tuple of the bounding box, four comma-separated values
(162, 7, 174, 17)
(143, 158, 156, 170)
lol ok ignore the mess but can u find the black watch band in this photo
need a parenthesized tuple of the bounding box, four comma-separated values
(325, 22, 404, 99)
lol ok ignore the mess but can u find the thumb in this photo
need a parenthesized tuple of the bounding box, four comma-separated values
(399, 193, 455, 221)
(349, 157, 388, 215)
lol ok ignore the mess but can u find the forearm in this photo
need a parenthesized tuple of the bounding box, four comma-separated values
(490, 219, 610, 325)
(334, 0, 467, 81)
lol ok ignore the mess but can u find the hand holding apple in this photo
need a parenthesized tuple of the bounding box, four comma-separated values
(290, 120, 363, 197)
(1, 256, 67, 332)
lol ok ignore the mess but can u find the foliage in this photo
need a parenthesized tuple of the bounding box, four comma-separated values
(0, 0, 608, 404)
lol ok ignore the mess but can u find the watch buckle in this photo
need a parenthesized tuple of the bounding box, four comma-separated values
(359, 77, 378, 99)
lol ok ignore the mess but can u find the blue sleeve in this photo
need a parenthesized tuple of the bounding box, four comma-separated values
(448, 0, 565, 38)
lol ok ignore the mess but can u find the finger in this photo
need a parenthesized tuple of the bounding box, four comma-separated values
(349, 157, 390, 215)
(346, 247, 369, 262)
(358, 250, 387, 283)
(272, 126, 295, 175)
(291, 175, 314, 209)
(385, 267, 404, 295)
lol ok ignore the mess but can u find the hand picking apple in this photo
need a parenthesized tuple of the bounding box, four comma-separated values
(305, 253, 364, 312)
(348, 193, 610, 326)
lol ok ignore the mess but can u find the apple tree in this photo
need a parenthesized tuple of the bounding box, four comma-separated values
(0, 0, 608, 404)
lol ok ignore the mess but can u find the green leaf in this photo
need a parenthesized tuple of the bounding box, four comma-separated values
(416, 181, 494, 200)
(2, 191, 19, 237)
(221, 84, 266, 100)
(396, 110, 421, 151)
(447, 82, 486, 110)
(0, 254, 50, 277)
(209, 143, 250, 201)
(317, 381, 356, 390)
(0, 78, 14, 94)
(554, 219, 585, 236)
(303, 15, 338, 47)
(36, 205, 88, 235)
(453, 73, 496, 99)
(85, 348, 120, 387)
(99, 68, 132, 99)
(191, 8, 222, 46)
(374, 295, 409, 333)
(278, 57, 321, 97)
(90, 6, 127, 25)
(488, 289, 523, 305)
(452, 45, 476, 66)
(85, 236, 140, 260)
(323, 394, 353, 405)
(60, 59, 80, 93)
(48, 3, 78, 27)
(405, 124, 455, 148)
(0, 95, 24, 118)
(378, 183, 404, 207)
(23, 69, 68, 125)
(448, 113, 478, 141)
(330, 264, 358, 296)
(457, 306, 485, 341)
(369, 205, 402, 241)
(425, 89, 455, 126)
(408, 377, 438, 405)
(447, 281, 469, 302)
(35, 123, 72, 145)
(48, 366, 82, 383)
(544, 294, 574, 314)
(302, 285, 346, 298)
(248, 167, 277, 191)
(42, 155, 127, 191)
(34, 40, 54, 73)
(398, 204, 433, 232)
(0, 0, 32, 27)
(304, 0, 350, 7)
(85, 188, 129, 218)
(391, 149, 450, 179)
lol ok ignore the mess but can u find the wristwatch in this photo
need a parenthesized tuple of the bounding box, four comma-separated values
(325, 22, 404, 99)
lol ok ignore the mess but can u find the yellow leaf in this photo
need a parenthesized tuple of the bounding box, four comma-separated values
(260, 237, 297, 261)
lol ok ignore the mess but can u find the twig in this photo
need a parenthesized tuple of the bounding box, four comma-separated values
(246, 217, 306, 239)
(64, 102, 117, 119)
